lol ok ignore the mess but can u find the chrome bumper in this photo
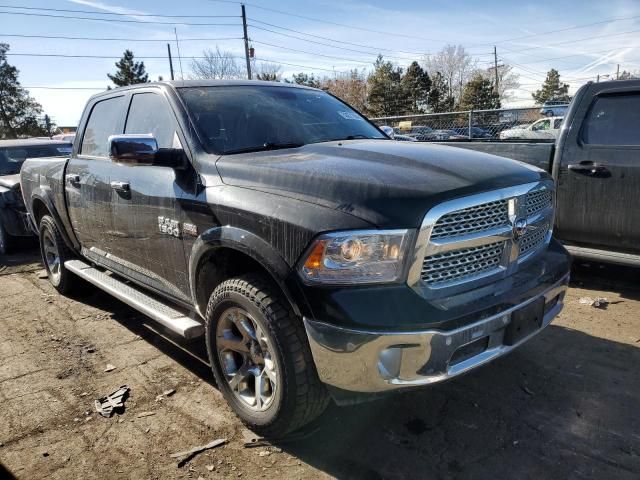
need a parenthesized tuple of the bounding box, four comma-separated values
(304, 274, 569, 393)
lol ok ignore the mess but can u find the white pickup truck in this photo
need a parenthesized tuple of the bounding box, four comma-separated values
(500, 117, 563, 140)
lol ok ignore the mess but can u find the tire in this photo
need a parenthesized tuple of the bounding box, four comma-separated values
(39, 215, 77, 294)
(0, 221, 10, 255)
(204, 274, 329, 437)
(545, 111, 554, 117)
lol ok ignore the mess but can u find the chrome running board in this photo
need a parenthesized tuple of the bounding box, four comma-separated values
(565, 245, 640, 267)
(65, 259, 204, 339)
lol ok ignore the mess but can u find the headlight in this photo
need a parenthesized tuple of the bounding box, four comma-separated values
(299, 229, 413, 284)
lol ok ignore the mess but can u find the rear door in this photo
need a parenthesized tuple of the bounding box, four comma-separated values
(107, 89, 192, 301)
(66, 95, 126, 256)
(555, 86, 640, 253)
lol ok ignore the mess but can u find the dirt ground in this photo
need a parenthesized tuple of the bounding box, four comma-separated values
(1, 246, 639, 480)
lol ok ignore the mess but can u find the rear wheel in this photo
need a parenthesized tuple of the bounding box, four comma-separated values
(39, 215, 77, 294)
(545, 110, 554, 117)
(0, 221, 10, 255)
(205, 274, 329, 437)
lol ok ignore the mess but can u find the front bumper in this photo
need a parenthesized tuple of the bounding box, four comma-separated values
(304, 273, 568, 393)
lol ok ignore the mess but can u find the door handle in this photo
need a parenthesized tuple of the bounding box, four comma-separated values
(110, 181, 130, 193)
(65, 174, 80, 186)
(567, 162, 611, 178)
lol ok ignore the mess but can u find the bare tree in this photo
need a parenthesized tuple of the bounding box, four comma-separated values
(190, 47, 243, 80)
(423, 45, 476, 102)
(320, 69, 368, 113)
(253, 61, 283, 81)
(477, 64, 520, 102)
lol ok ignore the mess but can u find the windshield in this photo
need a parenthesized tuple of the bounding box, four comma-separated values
(0, 143, 72, 175)
(178, 85, 386, 155)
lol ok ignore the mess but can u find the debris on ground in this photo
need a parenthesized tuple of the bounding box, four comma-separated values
(170, 438, 227, 467)
(163, 389, 176, 397)
(104, 364, 116, 372)
(206, 465, 214, 471)
(579, 296, 611, 309)
(36, 269, 48, 279)
(137, 411, 156, 418)
(244, 437, 271, 448)
(94, 385, 130, 418)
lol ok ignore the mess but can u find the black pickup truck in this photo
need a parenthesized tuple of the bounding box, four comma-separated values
(21, 80, 570, 436)
(441, 79, 640, 267)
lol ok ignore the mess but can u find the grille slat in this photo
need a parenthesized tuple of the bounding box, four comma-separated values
(519, 222, 550, 256)
(524, 189, 552, 217)
(421, 241, 504, 286)
(430, 199, 509, 239)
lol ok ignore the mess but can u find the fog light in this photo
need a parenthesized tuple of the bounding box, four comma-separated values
(378, 347, 403, 380)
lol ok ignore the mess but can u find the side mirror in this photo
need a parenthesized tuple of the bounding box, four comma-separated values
(108, 134, 185, 168)
(380, 125, 395, 139)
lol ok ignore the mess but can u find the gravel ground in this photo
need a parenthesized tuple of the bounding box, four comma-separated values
(0, 247, 638, 480)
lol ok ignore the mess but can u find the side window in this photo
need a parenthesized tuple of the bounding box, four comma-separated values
(125, 93, 178, 148)
(80, 96, 125, 157)
(581, 94, 640, 146)
(532, 120, 550, 131)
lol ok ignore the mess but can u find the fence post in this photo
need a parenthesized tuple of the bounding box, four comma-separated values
(468, 111, 472, 139)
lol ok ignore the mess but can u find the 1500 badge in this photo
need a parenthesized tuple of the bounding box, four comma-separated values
(158, 216, 180, 237)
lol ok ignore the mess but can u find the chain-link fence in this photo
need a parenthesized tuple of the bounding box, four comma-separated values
(371, 107, 557, 141)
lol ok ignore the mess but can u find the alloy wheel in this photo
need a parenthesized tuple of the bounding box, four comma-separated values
(216, 307, 278, 411)
(42, 228, 61, 283)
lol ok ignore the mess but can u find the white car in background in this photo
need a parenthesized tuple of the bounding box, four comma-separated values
(500, 117, 563, 140)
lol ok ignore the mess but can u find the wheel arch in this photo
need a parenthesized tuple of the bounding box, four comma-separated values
(30, 190, 77, 251)
(189, 226, 305, 320)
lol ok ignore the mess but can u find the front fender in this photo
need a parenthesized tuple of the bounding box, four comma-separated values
(188, 225, 303, 317)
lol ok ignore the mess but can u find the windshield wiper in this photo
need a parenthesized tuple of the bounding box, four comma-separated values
(329, 135, 385, 141)
(224, 142, 305, 155)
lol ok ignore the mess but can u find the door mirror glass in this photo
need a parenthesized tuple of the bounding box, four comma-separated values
(108, 134, 184, 168)
(380, 125, 395, 139)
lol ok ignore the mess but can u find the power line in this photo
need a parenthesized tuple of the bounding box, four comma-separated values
(0, 9, 242, 26)
(250, 39, 374, 65)
(0, 4, 240, 18)
(208, 0, 443, 42)
(248, 20, 441, 57)
(0, 33, 243, 42)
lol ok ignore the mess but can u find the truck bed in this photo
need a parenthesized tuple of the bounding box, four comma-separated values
(438, 141, 555, 173)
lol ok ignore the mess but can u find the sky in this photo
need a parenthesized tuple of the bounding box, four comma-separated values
(3, 0, 640, 126)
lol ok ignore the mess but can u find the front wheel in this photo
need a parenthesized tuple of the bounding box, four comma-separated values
(204, 274, 329, 437)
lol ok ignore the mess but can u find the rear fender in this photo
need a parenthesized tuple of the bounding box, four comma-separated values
(30, 187, 78, 251)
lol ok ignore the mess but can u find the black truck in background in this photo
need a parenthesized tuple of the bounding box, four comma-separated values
(440, 80, 640, 267)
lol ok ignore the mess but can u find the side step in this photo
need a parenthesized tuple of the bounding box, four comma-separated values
(565, 245, 640, 268)
(65, 260, 204, 339)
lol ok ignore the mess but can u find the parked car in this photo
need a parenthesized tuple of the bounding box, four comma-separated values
(0, 139, 72, 254)
(52, 133, 76, 143)
(21, 80, 570, 436)
(499, 117, 563, 140)
(442, 79, 640, 266)
(451, 127, 493, 139)
(540, 100, 569, 117)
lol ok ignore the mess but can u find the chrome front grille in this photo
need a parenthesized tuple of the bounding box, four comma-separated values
(421, 241, 504, 286)
(524, 189, 553, 217)
(430, 200, 509, 239)
(519, 222, 550, 257)
(410, 182, 555, 294)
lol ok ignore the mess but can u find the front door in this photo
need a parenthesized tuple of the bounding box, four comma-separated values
(108, 90, 192, 301)
(555, 89, 640, 253)
(66, 95, 127, 256)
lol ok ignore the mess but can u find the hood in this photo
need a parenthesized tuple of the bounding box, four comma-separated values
(216, 140, 548, 228)
(0, 174, 20, 190)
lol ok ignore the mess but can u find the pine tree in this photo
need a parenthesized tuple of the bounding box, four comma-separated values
(107, 50, 149, 87)
(366, 56, 408, 117)
(532, 69, 570, 105)
(458, 74, 501, 110)
(428, 72, 455, 113)
(401, 61, 431, 114)
(0, 43, 47, 139)
(289, 73, 321, 88)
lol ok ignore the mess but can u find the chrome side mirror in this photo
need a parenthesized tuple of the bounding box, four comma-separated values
(380, 125, 395, 139)
(108, 134, 159, 165)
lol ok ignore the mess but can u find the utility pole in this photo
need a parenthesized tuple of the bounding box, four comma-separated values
(596, 74, 600, 83)
(167, 43, 175, 81)
(241, 4, 252, 80)
(493, 46, 499, 95)
(616, 64, 620, 80)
